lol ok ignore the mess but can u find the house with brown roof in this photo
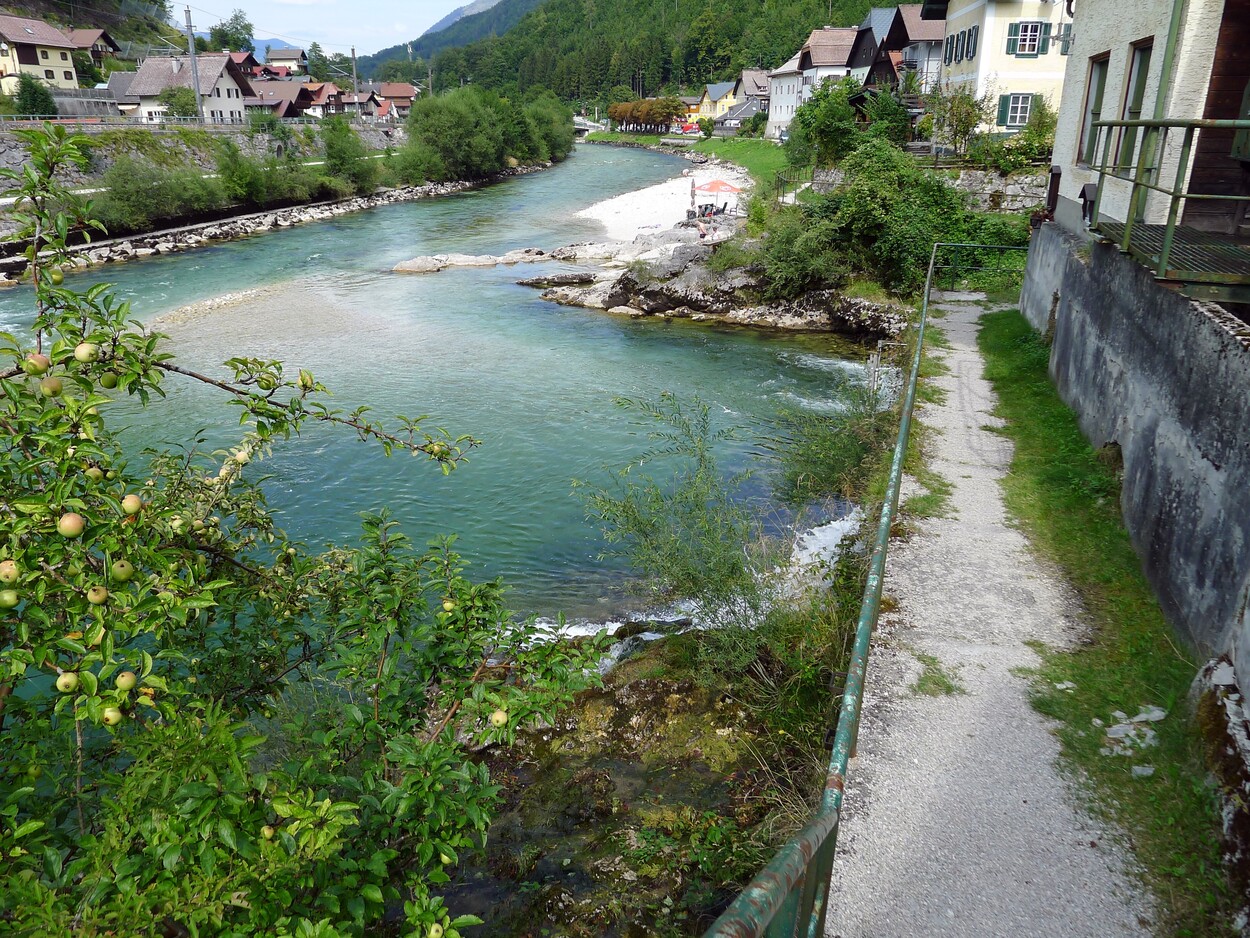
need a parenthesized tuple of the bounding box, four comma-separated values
(339, 90, 381, 118)
(128, 54, 253, 123)
(229, 50, 261, 75)
(244, 79, 316, 119)
(868, 4, 945, 91)
(304, 81, 342, 118)
(363, 81, 417, 120)
(798, 26, 858, 103)
(68, 28, 120, 68)
(767, 52, 803, 139)
(266, 47, 307, 74)
(0, 14, 79, 95)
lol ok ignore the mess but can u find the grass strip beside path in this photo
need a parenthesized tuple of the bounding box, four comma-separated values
(977, 310, 1236, 937)
(583, 132, 787, 186)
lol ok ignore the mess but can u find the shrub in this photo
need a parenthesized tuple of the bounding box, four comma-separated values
(93, 155, 225, 232)
(14, 74, 56, 117)
(321, 117, 377, 194)
(698, 117, 714, 138)
(158, 86, 199, 119)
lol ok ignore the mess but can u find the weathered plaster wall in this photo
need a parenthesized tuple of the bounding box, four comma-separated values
(1020, 221, 1250, 676)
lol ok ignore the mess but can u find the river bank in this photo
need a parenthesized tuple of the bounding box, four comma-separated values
(0, 163, 553, 282)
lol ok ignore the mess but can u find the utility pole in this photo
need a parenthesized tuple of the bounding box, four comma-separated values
(183, 6, 204, 123)
(350, 46, 359, 93)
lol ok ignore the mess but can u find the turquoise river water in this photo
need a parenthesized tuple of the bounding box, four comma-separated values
(0, 145, 868, 621)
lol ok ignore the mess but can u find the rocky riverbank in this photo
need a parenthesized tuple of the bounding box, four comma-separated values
(0, 164, 552, 282)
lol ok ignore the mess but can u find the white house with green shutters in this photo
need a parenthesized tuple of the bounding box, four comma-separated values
(921, 0, 1072, 132)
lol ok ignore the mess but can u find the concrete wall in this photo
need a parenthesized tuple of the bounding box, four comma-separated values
(1020, 221, 1250, 675)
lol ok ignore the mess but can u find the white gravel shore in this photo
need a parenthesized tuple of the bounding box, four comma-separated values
(573, 159, 752, 241)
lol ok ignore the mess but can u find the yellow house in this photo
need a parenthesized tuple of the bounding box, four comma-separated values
(0, 14, 79, 96)
(698, 81, 737, 118)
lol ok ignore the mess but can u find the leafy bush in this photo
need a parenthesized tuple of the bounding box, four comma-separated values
(736, 111, 767, 138)
(759, 209, 849, 300)
(14, 74, 56, 118)
(93, 154, 226, 233)
(791, 77, 862, 165)
(698, 117, 714, 139)
(1, 124, 605, 937)
(321, 117, 377, 194)
(157, 86, 199, 119)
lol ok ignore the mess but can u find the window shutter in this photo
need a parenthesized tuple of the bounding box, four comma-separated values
(997, 94, 1011, 126)
(1039, 22, 1052, 54)
(945, 34, 954, 65)
(968, 24, 979, 58)
(1059, 23, 1072, 55)
(1006, 22, 1021, 55)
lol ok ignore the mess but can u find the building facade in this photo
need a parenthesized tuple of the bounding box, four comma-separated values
(767, 52, 803, 139)
(0, 15, 79, 95)
(128, 54, 252, 123)
(799, 27, 858, 103)
(927, 0, 1070, 132)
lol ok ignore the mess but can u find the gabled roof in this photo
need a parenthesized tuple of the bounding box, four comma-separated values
(717, 97, 762, 123)
(859, 6, 897, 42)
(680, 95, 701, 105)
(107, 70, 137, 103)
(769, 52, 802, 78)
(0, 14, 76, 49)
(266, 47, 306, 60)
(378, 81, 416, 101)
(704, 81, 735, 103)
(69, 28, 120, 52)
(376, 99, 394, 119)
(305, 81, 340, 105)
(884, 4, 945, 47)
(798, 26, 858, 70)
(229, 51, 260, 69)
(127, 54, 254, 99)
(734, 69, 769, 99)
(340, 91, 381, 106)
(254, 64, 292, 78)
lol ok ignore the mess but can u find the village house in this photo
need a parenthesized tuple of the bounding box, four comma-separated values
(339, 89, 381, 119)
(68, 28, 120, 69)
(848, 8, 897, 84)
(0, 14, 78, 95)
(867, 4, 944, 92)
(698, 80, 736, 118)
(363, 81, 418, 120)
(244, 79, 315, 119)
(229, 50, 261, 76)
(714, 68, 769, 133)
(681, 94, 702, 124)
(766, 52, 802, 139)
(127, 54, 252, 123)
(303, 81, 342, 118)
(265, 47, 308, 74)
(798, 26, 858, 102)
(922, 0, 1069, 132)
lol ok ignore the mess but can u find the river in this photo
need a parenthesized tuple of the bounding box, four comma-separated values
(0, 145, 868, 620)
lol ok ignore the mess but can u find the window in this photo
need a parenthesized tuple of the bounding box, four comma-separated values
(1079, 55, 1110, 164)
(214, 87, 220, 96)
(63, 70, 72, 80)
(1006, 21, 1051, 57)
(60, 51, 67, 60)
(1117, 41, 1153, 169)
(40, 49, 48, 59)
(44, 68, 53, 79)
(944, 34, 954, 65)
(966, 24, 979, 59)
(955, 30, 966, 62)
(997, 93, 1033, 127)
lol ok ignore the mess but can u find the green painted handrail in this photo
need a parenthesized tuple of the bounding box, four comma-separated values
(703, 242, 1028, 938)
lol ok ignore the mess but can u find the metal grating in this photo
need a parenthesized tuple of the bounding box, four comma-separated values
(1097, 222, 1250, 285)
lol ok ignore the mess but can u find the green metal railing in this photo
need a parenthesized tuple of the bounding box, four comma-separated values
(1089, 118, 1250, 281)
(703, 242, 1029, 938)
(773, 165, 814, 202)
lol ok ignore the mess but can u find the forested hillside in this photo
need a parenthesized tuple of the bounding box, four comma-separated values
(425, 0, 871, 100)
(358, 0, 543, 78)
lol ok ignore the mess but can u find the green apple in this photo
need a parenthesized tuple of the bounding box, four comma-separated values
(114, 671, 137, 691)
(101, 707, 123, 726)
(110, 559, 135, 583)
(99, 371, 119, 389)
(0, 589, 18, 609)
(57, 512, 85, 537)
(85, 466, 104, 483)
(120, 494, 142, 516)
(0, 560, 17, 584)
(56, 671, 79, 693)
(86, 585, 109, 605)
(48, 268, 64, 286)
(22, 353, 51, 375)
(261, 825, 275, 840)
(39, 376, 63, 397)
(489, 709, 509, 728)
(73, 343, 99, 363)
(442, 599, 456, 612)
(429, 924, 444, 938)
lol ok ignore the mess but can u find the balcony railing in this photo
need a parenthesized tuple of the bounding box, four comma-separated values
(1089, 118, 1250, 303)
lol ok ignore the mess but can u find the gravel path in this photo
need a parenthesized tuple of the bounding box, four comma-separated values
(823, 294, 1152, 937)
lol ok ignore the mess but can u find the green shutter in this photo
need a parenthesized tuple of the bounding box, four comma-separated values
(1059, 23, 1072, 55)
(1039, 22, 1052, 54)
(944, 35, 954, 65)
(997, 94, 1011, 126)
(968, 24, 979, 58)
(1006, 22, 1020, 55)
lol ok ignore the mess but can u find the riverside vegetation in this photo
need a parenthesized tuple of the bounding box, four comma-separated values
(87, 88, 575, 237)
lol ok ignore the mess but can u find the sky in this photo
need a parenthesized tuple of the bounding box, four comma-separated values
(179, 0, 468, 58)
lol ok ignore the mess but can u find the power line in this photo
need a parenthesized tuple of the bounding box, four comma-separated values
(185, 3, 355, 53)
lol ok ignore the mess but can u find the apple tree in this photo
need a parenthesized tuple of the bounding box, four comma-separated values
(0, 125, 606, 936)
